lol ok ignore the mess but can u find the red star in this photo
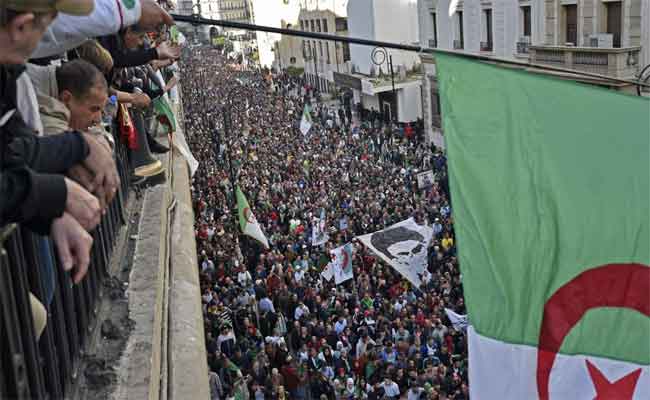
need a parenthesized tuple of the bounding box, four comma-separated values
(585, 360, 642, 400)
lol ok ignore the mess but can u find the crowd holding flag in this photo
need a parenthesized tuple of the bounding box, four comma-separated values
(355, 218, 433, 288)
(300, 104, 313, 135)
(236, 186, 269, 249)
(331, 243, 354, 285)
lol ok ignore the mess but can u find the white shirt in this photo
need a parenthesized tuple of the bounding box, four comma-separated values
(237, 270, 252, 286)
(381, 381, 400, 397)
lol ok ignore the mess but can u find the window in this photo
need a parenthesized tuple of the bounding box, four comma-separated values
(310, 19, 315, 32)
(326, 42, 330, 64)
(316, 19, 321, 32)
(335, 17, 348, 32)
(431, 12, 438, 47)
(342, 42, 350, 61)
(522, 6, 531, 37)
(319, 41, 323, 57)
(323, 19, 328, 33)
(290, 57, 296, 64)
(300, 20, 304, 31)
(454, 11, 464, 49)
(606, 1, 622, 48)
(481, 9, 493, 51)
(563, 4, 577, 45)
(312, 40, 317, 59)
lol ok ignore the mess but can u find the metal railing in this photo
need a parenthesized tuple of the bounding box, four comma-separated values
(480, 41, 493, 52)
(517, 41, 530, 54)
(0, 124, 131, 399)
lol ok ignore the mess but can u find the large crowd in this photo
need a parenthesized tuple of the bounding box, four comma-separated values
(182, 48, 469, 400)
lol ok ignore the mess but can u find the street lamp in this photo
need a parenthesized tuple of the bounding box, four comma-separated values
(371, 46, 396, 124)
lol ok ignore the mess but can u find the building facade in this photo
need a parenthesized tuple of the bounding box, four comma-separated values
(418, 0, 649, 147)
(250, 0, 302, 69)
(335, 0, 422, 124)
(300, 7, 351, 94)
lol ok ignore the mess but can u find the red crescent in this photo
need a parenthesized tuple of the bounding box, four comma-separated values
(536, 263, 650, 400)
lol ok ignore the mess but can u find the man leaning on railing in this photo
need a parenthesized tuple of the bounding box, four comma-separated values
(0, 0, 175, 340)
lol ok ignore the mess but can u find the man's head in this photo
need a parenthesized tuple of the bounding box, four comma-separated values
(0, 0, 93, 64)
(56, 59, 108, 131)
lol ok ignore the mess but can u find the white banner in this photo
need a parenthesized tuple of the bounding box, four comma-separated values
(355, 218, 433, 288)
(331, 243, 354, 285)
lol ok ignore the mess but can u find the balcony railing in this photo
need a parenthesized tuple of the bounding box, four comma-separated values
(480, 41, 493, 52)
(529, 45, 642, 79)
(0, 124, 131, 399)
(428, 39, 437, 48)
(517, 42, 530, 54)
(453, 40, 464, 50)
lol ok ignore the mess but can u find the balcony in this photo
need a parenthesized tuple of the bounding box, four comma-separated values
(480, 41, 493, 52)
(529, 45, 642, 79)
(429, 39, 437, 48)
(453, 40, 464, 50)
(517, 41, 530, 54)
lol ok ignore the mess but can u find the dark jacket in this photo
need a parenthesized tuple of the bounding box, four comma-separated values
(0, 65, 88, 234)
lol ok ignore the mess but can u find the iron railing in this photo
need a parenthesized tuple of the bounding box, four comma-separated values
(517, 41, 530, 54)
(0, 124, 131, 399)
(480, 41, 493, 52)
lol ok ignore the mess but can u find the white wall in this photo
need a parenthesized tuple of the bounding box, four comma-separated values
(348, 0, 420, 75)
(397, 84, 423, 122)
(251, 0, 302, 67)
(361, 92, 380, 110)
(420, 0, 547, 57)
(640, 0, 650, 68)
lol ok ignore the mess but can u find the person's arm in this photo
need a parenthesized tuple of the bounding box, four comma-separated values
(32, 0, 174, 59)
(6, 114, 89, 173)
(0, 165, 66, 235)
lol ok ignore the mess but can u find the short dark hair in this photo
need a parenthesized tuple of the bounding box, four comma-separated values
(1, 8, 52, 28)
(56, 59, 107, 99)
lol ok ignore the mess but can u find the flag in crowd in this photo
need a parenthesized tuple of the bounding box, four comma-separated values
(444, 308, 468, 332)
(300, 104, 313, 135)
(311, 208, 329, 246)
(236, 186, 269, 249)
(355, 218, 433, 288)
(437, 53, 650, 399)
(331, 243, 354, 285)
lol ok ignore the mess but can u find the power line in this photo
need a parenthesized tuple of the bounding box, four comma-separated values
(171, 14, 650, 89)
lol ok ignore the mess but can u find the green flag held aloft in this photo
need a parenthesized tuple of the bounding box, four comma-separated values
(436, 53, 649, 399)
(236, 187, 269, 249)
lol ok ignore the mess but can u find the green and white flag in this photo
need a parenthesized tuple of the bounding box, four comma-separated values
(300, 104, 312, 135)
(437, 53, 649, 399)
(236, 187, 269, 249)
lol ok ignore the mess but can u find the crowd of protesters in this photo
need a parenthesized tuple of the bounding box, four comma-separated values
(0, 0, 177, 344)
(182, 47, 468, 400)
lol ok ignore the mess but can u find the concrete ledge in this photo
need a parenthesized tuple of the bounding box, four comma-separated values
(117, 180, 170, 400)
(168, 142, 209, 400)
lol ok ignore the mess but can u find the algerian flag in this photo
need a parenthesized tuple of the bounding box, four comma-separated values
(437, 53, 649, 399)
(331, 243, 354, 285)
(300, 104, 313, 135)
(355, 218, 433, 288)
(320, 262, 334, 282)
(236, 187, 269, 249)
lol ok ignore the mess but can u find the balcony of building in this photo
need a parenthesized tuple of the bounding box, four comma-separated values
(529, 45, 642, 79)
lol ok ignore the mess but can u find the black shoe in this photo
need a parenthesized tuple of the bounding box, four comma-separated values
(148, 138, 169, 154)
